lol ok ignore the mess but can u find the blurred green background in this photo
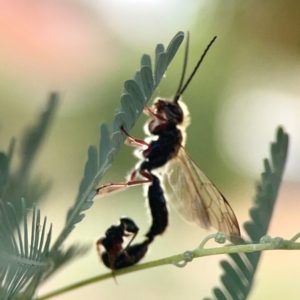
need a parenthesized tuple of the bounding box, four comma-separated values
(1, 1, 300, 299)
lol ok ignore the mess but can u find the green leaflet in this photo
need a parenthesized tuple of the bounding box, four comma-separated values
(208, 127, 289, 300)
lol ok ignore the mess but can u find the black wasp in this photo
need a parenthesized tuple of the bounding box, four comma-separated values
(97, 173, 168, 271)
(97, 32, 241, 267)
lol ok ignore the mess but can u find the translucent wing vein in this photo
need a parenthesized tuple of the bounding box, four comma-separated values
(164, 148, 240, 243)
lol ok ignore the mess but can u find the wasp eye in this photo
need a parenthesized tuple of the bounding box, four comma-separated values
(166, 103, 183, 124)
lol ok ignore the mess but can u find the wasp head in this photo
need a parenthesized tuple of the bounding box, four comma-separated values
(154, 99, 183, 125)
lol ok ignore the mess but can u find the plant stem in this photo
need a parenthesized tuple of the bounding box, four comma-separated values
(35, 235, 300, 300)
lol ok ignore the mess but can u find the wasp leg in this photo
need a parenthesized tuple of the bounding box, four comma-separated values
(120, 125, 150, 148)
(96, 170, 153, 195)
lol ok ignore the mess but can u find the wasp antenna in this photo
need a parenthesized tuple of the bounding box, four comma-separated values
(173, 31, 190, 103)
(179, 36, 217, 97)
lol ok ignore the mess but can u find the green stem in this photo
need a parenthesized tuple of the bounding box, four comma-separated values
(35, 235, 300, 300)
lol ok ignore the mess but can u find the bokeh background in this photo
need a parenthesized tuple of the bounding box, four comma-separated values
(1, 0, 300, 299)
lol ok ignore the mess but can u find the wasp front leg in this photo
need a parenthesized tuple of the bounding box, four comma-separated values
(120, 125, 150, 149)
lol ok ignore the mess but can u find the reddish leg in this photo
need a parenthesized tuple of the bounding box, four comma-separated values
(143, 107, 167, 122)
(122, 231, 138, 255)
(120, 125, 149, 148)
(96, 170, 153, 196)
(96, 239, 118, 282)
(96, 239, 102, 259)
(96, 126, 154, 196)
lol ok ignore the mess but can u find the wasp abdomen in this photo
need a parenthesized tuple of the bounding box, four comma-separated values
(146, 174, 168, 239)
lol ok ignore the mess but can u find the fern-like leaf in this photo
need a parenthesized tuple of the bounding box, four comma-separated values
(2, 93, 59, 222)
(0, 138, 15, 196)
(208, 127, 289, 300)
(0, 199, 52, 300)
(50, 31, 185, 254)
(0, 33, 185, 299)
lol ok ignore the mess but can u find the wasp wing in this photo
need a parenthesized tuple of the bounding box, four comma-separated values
(163, 148, 240, 242)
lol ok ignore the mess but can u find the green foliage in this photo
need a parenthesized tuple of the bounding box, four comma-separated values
(0, 32, 184, 299)
(0, 94, 58, 300)
(2, 94, 58, 224)
(0, 199, 52, 300)
(208, 127, 289, 300)
(50, 31, 184, 254)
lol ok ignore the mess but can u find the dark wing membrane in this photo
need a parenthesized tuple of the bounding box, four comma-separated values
(163, 148, 240, 242)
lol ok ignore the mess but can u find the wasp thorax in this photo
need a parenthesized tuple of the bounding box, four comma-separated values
(154, 99, 183, 125)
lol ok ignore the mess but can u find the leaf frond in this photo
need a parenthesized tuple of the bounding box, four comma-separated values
(208, 127, 289, 300)
(0, 199, 52, 299)
(2, 93, 59, 224)
(50, 31, 185, 253)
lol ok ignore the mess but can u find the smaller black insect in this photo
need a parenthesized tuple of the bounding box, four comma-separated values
(97, 173, 168, 271)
